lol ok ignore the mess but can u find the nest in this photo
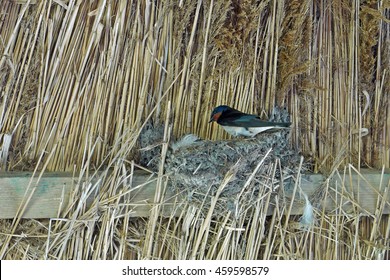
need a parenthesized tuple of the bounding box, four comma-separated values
(139, 107, 312, 215)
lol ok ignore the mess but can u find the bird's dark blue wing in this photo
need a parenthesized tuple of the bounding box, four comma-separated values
(218, 110, 290, 128)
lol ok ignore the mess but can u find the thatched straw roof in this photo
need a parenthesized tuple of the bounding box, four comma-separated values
(0, 0, 389, 260)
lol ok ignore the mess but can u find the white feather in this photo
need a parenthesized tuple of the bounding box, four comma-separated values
(171, 134, 199, 151)
(299, 191, 314, 230)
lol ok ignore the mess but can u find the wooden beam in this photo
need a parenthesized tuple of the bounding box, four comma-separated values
(0, 169, 389, 219)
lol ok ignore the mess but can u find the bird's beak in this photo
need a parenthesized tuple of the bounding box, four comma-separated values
(208, 118, 214, 123)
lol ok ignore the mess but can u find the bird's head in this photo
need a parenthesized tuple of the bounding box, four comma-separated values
(209, 105, 231, 123)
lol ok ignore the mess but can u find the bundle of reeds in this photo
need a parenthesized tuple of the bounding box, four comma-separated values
(0, 0, 388, 172)
(0, 159, 388, 260)
(0, 0, 389, 260)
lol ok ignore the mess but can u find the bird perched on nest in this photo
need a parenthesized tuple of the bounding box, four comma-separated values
(209, 105, 291, 137)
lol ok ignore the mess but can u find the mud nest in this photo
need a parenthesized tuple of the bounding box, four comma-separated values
(139, 107, 312, 215)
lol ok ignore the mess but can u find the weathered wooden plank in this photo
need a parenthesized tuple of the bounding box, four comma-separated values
(299, 170, 390, 215)
(0, 170, 389, 218)
(0, 172, 75, 219)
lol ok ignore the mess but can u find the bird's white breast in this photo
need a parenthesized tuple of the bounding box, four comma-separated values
(222, 126, 275, 137)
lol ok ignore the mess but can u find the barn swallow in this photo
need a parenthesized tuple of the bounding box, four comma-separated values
(209, 105, 291, 137)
